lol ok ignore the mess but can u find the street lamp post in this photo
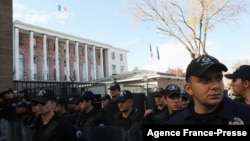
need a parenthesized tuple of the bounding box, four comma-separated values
(112, 73, 117, 82)
(69, 73, 76, 83)
(143, 76, 149, 110)
(143, 76, 148, 96)
(69, 73, 77, 96)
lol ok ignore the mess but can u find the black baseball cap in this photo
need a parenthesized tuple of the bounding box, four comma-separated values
(117, 90, 133, 102)
(31, 89, 56, 103)
(108, 82, 121, 90)
(19, 88, 29, 94)
(165, 84, 181, 97)
(181, 89, 189, 100)
(68, 97, 80, 104)
(185, 54, 228, 81)
(154, 87, 165, 97)
(2, 88, 14, 95)
(225, 65, 250, 80)
(56, 96, 67, 105)
(79, 91, 95, 102)
(16, 101, 29, 108)
(101, 94, 111, 101)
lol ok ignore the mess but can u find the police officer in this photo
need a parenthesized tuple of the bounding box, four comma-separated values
(225, 65, 250, 104)
(166, 54, 250, 125)
(2, 88, 20, 121)
(0, 91, 5, 118)
(180, 89, 190, 108)
(112, 90, 143, 141)
(100, 94, 111, 125)
(54, 96, 76, 124)
(105, 82, 121, 126)
(15, 101, 34, 126)
(75, 91, 105, 132)
(156, 84, 182, 124)
(30, 88, 84, 141)
(143, 87, 167, 124)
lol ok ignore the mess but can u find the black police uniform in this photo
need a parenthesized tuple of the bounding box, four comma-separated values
(233, 96, 246, 103)
(3, 96, 20, 121)
(155, 107, 179, 124)
(166, 96, 250, 125)
(76, 108, 105, 131)
(112, 109, 143, 141)
(143, 106, 167, 124)
(31, 115, 84, 141)
(104, 100, 120, 126)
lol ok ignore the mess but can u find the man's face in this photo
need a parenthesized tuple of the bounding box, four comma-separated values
(109, 89, 119, 99)
(117, 99, 133, 113)
(229, 78, 246, 96)
(35, 101, 55, 115)
(185, 68, 224, 110)
(165, 94, 181, 113)
(101, 99, 110, 108)
(154, 95, 165, 106)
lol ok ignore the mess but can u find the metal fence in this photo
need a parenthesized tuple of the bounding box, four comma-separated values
(13, 80, 98, 98)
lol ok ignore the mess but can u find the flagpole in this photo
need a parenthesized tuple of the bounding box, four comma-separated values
(156, 46, 161, 72)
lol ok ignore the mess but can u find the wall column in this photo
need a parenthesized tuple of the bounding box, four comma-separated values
(29, 31, 34, 80)
(93, 46, 96, 80)
(75, 42, 80, 82)
(14, 27, 19, 80)
(66, 39, 70, 81)
(42, 34, 48, 80)
(100, 48, 104, 78)
(55, 37, 59, 81)
(84, 44, 88, 82)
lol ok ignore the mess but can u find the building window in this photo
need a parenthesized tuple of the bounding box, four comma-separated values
(64, 44, 66, 53)
(83, 63, 87, 82)
(90, 63, 94, 80)
(33, 37, 37, 48)
(47, 57, 50, 65)
(112, 65, 116, 74)
(82, 48, 85, 56)
(111, 52, 115, 60)
(47, 40, 49, 50)
(120, 54, 123, 61)
(73, 46, 75, 54)
(120, 66, 124, 73)
(33, 56, 37, 80)
(19, 35, 24, 45)
(98, 52, 100, 59)
(33, 56, 37, 64)
(89, 50, 93, 58)
(19, 54, 24, 79)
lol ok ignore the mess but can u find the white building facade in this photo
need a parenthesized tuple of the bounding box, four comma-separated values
(13, 20, 128, 82)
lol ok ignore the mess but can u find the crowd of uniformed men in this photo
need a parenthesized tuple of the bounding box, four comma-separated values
(1, 54, 250, 141)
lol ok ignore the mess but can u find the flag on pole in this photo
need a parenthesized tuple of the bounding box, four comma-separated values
(150, 44, 153, 59)
(63, 7, 67, 12)
(58, 5, 62, 11)
(156, 46, 160, 60)
(58, 5, 67, 12)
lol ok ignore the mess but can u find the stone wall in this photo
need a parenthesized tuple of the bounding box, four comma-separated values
(0, 1, 13, 90)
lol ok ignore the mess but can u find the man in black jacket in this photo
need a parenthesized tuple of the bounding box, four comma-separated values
(30, 88, 84, 141)
(166, 54, 250, 125)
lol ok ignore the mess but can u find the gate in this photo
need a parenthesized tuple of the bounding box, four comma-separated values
(13, 80, 97, 99)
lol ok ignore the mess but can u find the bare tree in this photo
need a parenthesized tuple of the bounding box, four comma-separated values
(125, 0, 248, 59)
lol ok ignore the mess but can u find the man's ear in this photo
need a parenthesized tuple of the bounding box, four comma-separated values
(244, 80, 250, 88)
(184, 82, 193, 96)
